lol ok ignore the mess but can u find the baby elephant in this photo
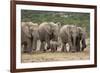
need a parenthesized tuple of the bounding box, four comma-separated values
(50, 40, 58, 52)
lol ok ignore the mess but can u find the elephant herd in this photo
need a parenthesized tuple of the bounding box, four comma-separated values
(21, 21, 86, 53)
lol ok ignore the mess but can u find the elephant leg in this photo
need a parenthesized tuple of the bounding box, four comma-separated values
(76, 43, 80, 52)
(76, 44, 80, 52)
(69, 39, 77, 53)
(27, 39, 32, 53)
(69, 44, 76, 53)
(69, 45, 73, 52)
(46, 40, 50, 50)
(82, 39, 86, 51)
(61, 43, 67, 52)
(40, 41, 46, 52)
(51, 47, 54, 52)
(51, 44, 56, 52)
(54, 45, 57, 52)
(32, 40, 37, 51)
(21, 44, 24, 53)
(76, 39, 80, 52)
(68, 41, 73, 52)
(21, 41, 27, 53)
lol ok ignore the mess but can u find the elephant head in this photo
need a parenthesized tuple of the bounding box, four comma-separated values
(70, 26, 87, 52)
(69, 25, 80, 52)
(21, 22, 32, 38)
(29, 22, 39, 51)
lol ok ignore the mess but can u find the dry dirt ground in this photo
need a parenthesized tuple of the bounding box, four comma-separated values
(21, 48, 90, 63)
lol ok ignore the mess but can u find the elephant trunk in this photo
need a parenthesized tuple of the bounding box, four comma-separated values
(82, 39, 86, 51)
(31, 31, 39, 51)
(71, 36, 77, 53)
(32, 39, 37, 51)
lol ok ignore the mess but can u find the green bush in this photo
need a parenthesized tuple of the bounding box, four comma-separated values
(21, 10, 90, 37)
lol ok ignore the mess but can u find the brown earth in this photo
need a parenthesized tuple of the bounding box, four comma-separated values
(21, 48, 89, 63)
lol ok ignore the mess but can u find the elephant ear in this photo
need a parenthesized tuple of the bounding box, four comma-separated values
(30, 23, 39, 39)
(39, 22, 51, 35)
(50, 22, 59, 38)
(77, 27, 83, 39)
(78, 27, 86, 39)
(78, 27, 86, 51)
(56, 22, 61, 30)
(66, 25, 73, 43)
(21, 22, 32, 38)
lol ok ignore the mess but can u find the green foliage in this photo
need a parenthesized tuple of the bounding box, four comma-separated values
(21, 10, 90, 37)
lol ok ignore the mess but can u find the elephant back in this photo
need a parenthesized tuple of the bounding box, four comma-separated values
(38, 22, 51, 33)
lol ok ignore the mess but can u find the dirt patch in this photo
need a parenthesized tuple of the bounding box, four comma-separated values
(21, 48, 89, 63)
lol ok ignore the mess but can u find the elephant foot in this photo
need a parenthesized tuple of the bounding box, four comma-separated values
(61, 48, 67, 52)
(47, 46, 50, 50)
(25, 48, 33, 54)
(71, 51, 76, 53)
(61, 50, 67, 52)
(76, 49, 80, 52)
(51, 49, 55, 52)
(40, 49, 46, 53)
(32, 49, 36, 52)
(23, 51, 27, 53)
(81, 48, 85, 51)
(70, 49, 76, 53)
(23, 49, 30, 53)
(43, 49, 46, 52)
(61, 50, 64, 52)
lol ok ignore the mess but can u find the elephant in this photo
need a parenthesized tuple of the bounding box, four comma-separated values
(49, 40, 58, 52)
(21, 22, 32, 53)
(30, 23, 39, 51)
(59, 25, 86, 52)
(77, 27, 86, 51)
(38, 22, 60, 52)
(21, 22, 39, 53)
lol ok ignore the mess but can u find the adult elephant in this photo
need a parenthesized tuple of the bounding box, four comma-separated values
(59, 25, 86, 52)
(21, 22, 39, 53)
(77, 27, 86, 51)
(38, 22, 59, 52)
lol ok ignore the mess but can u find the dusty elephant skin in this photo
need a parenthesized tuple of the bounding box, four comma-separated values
(21, 22, 87, 53)
(21, 22, 39, 53)
(49, 40, 58, 52)
(38, 22, 59, 52)
(59, 25, 86, 52)
(21, 22, 32, 53)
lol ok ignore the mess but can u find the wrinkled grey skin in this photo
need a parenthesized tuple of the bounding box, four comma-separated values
(29, 23, 39, 51)
(49, 40, 58, 52)
(21, 22, 39, 53)
(77, 27, 86, 51)
(21, 22, 32, 53)
(38, 22, 59, 52)
(59, 25, 86, 52)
